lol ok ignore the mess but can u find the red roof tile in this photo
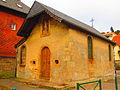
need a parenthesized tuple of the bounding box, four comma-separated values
(104, 32, 116, 36)
(112, 35, 120, 45)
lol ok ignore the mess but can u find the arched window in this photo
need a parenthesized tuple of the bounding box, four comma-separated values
(20, 46, 26, 65)
(109, 45, 111, 61)
(88, 36, 93, 59)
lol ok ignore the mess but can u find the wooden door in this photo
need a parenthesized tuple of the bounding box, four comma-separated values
(41, 47, 50, 80)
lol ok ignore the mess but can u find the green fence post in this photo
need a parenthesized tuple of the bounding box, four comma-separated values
(77, 83, 79, 90)
(12, 88, 16, 90)
(115, 76, 118, 90)
(99, 80, 102, 90)
(114, 62, 119, 90)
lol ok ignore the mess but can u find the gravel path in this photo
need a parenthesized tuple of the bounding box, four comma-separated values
(0, 79, 48, 90)
(0, 77, 120, 90)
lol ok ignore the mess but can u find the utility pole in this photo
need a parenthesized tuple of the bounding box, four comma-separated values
(90, 18, 94, 27)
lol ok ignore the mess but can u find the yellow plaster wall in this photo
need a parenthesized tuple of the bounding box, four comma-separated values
(67, 28, 114, 84)
(92, 37, 114, 79)
(17, 18, 70, 84)
(114, 46, 120, 61)
(17, 16, 114, 85)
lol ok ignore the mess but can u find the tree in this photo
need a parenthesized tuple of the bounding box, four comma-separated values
(115, 30, 120, 35)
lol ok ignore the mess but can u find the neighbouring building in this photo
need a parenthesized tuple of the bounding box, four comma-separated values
(112, 35, 120, 62)
(103, 32, 120, 69)
(0, 0, 29, 78)
(103, 32, 117, 40)
(15, 1, 115, 87)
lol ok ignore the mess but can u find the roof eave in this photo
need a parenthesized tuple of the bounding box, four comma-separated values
(15, 37, 28, 48)
(17, 13, 116, 45)
(17, 13, 43, 37)
(0, 5, 27, 18)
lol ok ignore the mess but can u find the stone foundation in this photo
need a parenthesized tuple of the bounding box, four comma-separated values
(0, 56, 16, 78)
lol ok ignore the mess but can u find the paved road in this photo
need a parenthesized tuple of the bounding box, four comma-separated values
(0, 77, 120, 90)
(0, 79, 48, 90)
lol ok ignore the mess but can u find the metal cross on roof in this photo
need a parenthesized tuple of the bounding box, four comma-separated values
(90, 18, 94, 27)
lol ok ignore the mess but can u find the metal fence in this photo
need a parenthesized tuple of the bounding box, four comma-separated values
(77, 80, 102, 90)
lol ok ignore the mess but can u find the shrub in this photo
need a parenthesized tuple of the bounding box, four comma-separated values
(115, 62, 120, 70)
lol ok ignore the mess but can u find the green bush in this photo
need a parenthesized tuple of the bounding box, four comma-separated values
(0, 74, 15, 79)
(115, 62, 120, 70)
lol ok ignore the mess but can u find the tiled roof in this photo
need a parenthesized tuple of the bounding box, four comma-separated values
(112, 35, 120, 45)
(17, 1, 115, 45)
(0, 0, 29, 14)
(0, 29, 23, 57)
(0, 11, 24, 57)
(104, 32, 116, 36)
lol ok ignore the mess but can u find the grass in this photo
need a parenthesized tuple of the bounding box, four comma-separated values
(27, 84, 72, 90)
(0, 74, 15, 79)
(27, 83, 55, 90)
(0, 85, 11, 90)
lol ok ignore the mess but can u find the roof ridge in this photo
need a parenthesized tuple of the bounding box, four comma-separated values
(27, 1, 101, 32)
(26, 1, 45, 18)
(17, 1, 115, 45)
(37, 2, 103, 35)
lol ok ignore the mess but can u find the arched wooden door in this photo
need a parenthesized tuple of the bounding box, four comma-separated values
(40, 47, 50, 80)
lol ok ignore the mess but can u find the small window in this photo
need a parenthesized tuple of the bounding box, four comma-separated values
(17, 4, 22, 8)
(33, 61, 36, 64)
(42, 17, 49, 36)
(88, 36, 93, 59)
(109, 45, 112, 61)
(11, 24, 16, 30)
(20, 46, 26, 66)
(55, 60, 59, 64)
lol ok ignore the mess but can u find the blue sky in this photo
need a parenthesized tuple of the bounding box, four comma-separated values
(22, 0, 120, 32)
